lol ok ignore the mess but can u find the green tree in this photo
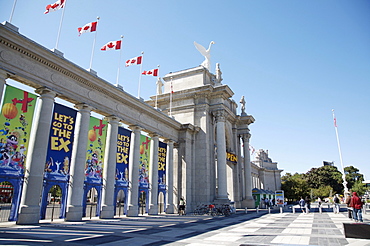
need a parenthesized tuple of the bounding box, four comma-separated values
(312, 185, 333, 198)
(281, 172, 309, 202)
(351, 180, 366, 196)
(304, 165, 343, 194)
(344, 166, 364, 190)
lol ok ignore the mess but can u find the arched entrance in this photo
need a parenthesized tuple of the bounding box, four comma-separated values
(0, 181, 13, 221)
(158, 191, 165, 214)
(115, 189, 125, 216)
(83, 187, 100, 218)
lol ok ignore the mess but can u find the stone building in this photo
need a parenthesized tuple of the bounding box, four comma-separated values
(0, 22, 282, 224)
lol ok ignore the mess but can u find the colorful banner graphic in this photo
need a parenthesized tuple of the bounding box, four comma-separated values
(85, 117, 107, 184)
(139, 135, 151, 188)
(158, 141, 167, 190)
(226, 152, 237, 164)
(0, 85, 37, 175)
(44, 103, 77, 181)
(115, 127, 131, 187)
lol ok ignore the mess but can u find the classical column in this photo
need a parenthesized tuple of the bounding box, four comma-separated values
(241, 132, 255, 208)
(100, 116, 119, 219)
(65, 104, 92, 221)
(215, 111, 229, 202)
(148, 134, 159, 215)
(0, 69, 8, 104)
(165, 140, 175, 213)
(126, 126, 141, 217)
(17, 88, 57, 225)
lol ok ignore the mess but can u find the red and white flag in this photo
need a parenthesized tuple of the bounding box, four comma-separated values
(44, 0, 65, 14)
(142, 68, 158, 76)
(101, 40, 122, 51)
(78, 21, 98, 36)
(125, 56, 142, 66)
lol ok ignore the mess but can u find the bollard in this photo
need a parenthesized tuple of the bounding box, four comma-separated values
(292, 206, 295, 214)
(268, 207, 271, 214)
(256, 207, 259, 213)
(280, 207, 283, 214)
(245, 207, 248, 214)
(319, 206, 322, 214)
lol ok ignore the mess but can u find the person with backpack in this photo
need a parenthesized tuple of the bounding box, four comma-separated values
(334, 194, 340, 214)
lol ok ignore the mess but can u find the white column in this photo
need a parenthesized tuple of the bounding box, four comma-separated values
(17, 88, 57, 225)
(65, 104, 92, 221)
(165, 140, 175, 213)
(241, 132, 255, 208)
(148, 134, 159, 215)
(126, 125, 141, 217)
(215, 111, 229, 202)
(0, 69, 8, 104)
(100, 116, 119, 219)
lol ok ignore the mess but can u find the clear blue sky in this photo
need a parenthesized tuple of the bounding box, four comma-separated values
(1, 1, 369, 178)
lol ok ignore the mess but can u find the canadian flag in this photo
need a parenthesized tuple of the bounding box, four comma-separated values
(44, 0, 65, 14)
(142, 68, 158, 76)
(125, 56, 142, 66)
(78, 21, 98, 36)
(101, 40, 122, 51)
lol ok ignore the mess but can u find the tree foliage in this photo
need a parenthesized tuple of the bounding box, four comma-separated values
(304, 165, 343, 194)
(344, 166, 364, 190)
(281, 172, 309, 201)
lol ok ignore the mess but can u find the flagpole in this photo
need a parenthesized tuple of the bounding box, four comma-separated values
(155, 65, 160, 108)
(115, 35, 124, 87)
(332, 109, 349, 195)
(169, 77, 173, 117)
(9, 0, 17, 23)
(55, 0, 67, 50)
(89, 16, 100, 71)
(137, 51, 144, 98)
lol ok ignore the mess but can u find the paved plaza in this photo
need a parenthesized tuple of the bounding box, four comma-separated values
(0, 207, 369, 246)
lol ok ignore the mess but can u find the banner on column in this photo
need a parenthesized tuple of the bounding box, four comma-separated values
(139, 135, 151, 189)
(158, 141, 167, 190)
(115, 127, 131, 187)
(0, 85, 37, 176)
(85, 117, 107, 184)
(44, 103, 77, 181)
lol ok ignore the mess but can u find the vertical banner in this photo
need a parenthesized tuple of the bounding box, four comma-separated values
(0, 85, 37, 175)
(85, 117, 107, 184)
(44, 103, 77, 180)
(158, 141, 167, 190)
(115, 127, 131, 187)
(139, 135, 151, 189)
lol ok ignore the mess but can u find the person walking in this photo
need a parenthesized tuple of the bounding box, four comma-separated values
(349, 192, 363, 222)
(299, 197, 305, 213)
(334, 194, 340, 214)
(305, 197, 311, 214)
(345, 193, 352, 220)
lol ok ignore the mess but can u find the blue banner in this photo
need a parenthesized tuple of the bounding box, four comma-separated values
(115, 127, 131, 187)
(158, 141, 167, 190)
(44, 103, 77, 181)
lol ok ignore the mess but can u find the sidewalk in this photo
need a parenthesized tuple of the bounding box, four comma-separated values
(0, 208, 369, 245)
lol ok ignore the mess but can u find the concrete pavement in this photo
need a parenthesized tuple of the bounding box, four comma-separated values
(0, 207, 369, 245)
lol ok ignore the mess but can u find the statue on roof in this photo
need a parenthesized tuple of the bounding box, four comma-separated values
(240, 96, 246, 116)
(194, 41, 215, 71)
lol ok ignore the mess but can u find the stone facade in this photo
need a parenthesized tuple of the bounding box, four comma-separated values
(251, 149, 283, 191)
(0, 22, 281, 224)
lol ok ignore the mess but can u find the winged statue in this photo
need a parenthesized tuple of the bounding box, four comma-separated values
(194, 41, 215, 70)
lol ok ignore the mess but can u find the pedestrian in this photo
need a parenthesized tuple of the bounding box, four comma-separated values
(299, 197, 305, 213)
(305, 197, 311, 214)
(317, 197, 322, 207)
(179, 197, 186, 216)
(334, 194, 340, 214)
(345, 193, 352, 220)
(349, 192, 363, 223)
